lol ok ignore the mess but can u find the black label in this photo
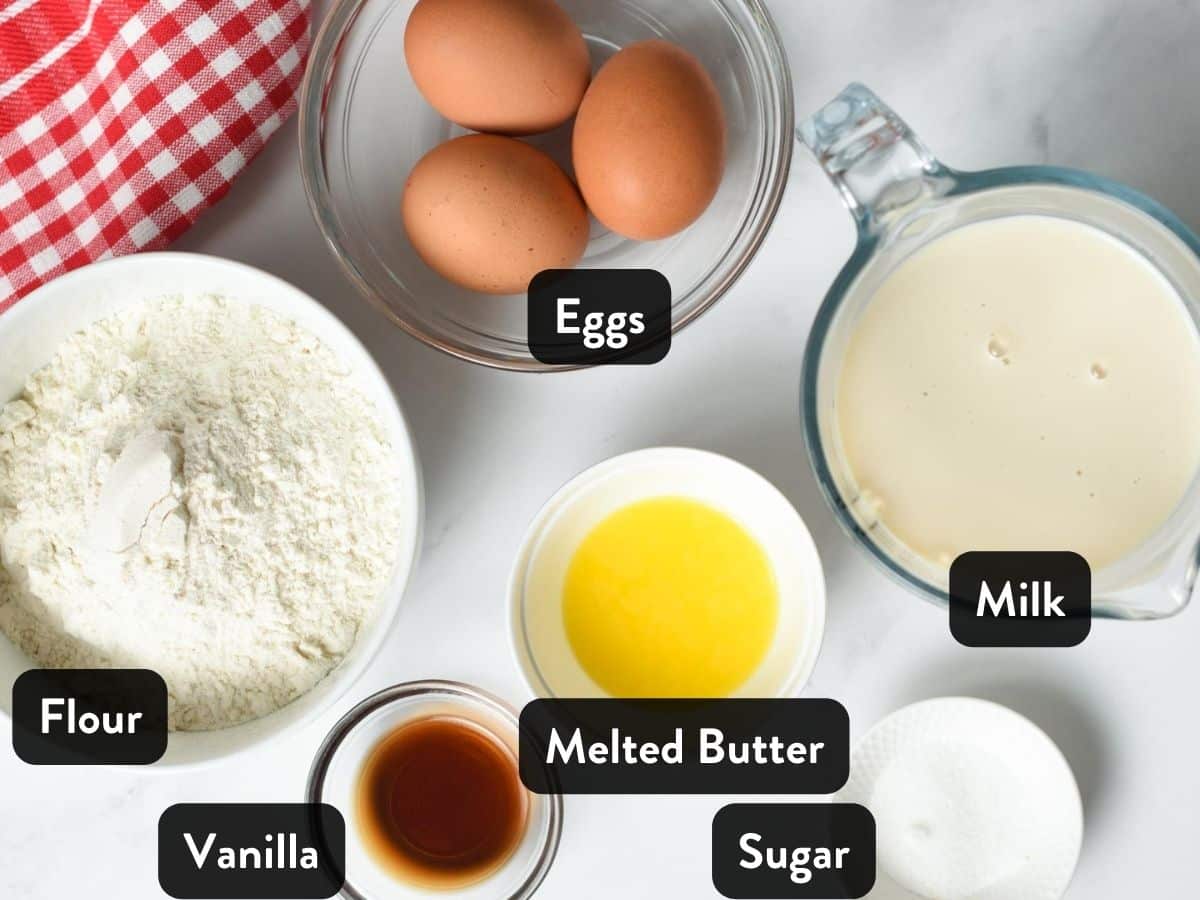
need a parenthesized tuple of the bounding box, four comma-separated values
(519, 699, 848, 794)
(949, 551, 1091, 647)
(712, 804, 875, 899)
(12, 668, 168, 765)
(158, 803, 345, 899)
(527, 268, 670, 364)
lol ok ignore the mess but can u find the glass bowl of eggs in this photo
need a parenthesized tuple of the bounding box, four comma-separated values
(299, 0, 794, 370)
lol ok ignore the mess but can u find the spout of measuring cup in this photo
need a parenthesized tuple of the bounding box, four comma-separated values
(1093, 529, 1200, 620)
(797, 83, 953, 234)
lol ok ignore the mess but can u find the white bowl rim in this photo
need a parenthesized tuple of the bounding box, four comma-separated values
(506, 446, 827, 700)
(0, 251, 425, 769)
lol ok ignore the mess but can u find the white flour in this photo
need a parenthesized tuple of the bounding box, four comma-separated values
(0, 296, 403, 730)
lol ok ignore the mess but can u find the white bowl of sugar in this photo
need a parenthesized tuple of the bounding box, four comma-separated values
(837, 697, 1083, 900)
(0, 253, 422, 766)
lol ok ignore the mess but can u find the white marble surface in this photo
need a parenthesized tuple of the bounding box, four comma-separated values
(3, 1, 1200, 897)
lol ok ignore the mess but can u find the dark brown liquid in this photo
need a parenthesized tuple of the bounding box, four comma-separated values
(355, 715, 528, 889)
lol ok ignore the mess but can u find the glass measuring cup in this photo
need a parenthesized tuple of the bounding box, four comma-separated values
(799, 83, 1200, 620)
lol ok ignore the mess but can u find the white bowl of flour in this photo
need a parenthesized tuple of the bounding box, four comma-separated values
(0, 253, 422, 766)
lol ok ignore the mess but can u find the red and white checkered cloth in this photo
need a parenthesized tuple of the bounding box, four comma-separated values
(0, 0, 310, 312)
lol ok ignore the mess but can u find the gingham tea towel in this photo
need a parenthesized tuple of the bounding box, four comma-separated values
(0, 0, 310, 311)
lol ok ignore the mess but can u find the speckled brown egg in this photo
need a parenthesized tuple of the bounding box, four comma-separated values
(402, 134, 589, 294)
(404, 0, 590, 135)
(572, 40, 726, 241)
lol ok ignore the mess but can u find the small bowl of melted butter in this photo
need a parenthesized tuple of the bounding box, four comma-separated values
(508, 447, 827, 700)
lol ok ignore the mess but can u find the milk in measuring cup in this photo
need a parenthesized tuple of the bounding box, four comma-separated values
(836, 214, 1200, 570)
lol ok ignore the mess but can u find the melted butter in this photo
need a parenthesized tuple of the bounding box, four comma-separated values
(562, 496, 778, 697)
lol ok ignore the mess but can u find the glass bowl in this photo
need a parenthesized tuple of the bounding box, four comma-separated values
(299, 0, 793, 370)
(307, 680, 562, 899)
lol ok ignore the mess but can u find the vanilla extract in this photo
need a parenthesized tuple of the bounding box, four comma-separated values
(355, 715, 529, 889)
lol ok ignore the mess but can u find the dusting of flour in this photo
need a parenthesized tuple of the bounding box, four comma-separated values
(0, 296, 403, 730)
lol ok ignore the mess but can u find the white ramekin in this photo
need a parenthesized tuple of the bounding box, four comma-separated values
(508, 447, 826, 699)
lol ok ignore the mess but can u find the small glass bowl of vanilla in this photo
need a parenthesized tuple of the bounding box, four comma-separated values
(307, 680, 562, 899)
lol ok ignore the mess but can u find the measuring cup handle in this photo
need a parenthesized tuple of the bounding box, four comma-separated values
(798, 83, 952, 233)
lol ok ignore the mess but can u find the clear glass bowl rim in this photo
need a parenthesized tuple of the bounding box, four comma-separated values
(298, 0, 795, 371)
(305, 679, 564, 900)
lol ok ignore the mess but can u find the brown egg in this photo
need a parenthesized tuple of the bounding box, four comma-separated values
(404, 0, 590, 135)
(402, 134, 589, 295)
(572, 40, 726, 241)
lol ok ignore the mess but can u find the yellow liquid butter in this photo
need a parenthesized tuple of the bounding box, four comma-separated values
(562, 496, 778, 697)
